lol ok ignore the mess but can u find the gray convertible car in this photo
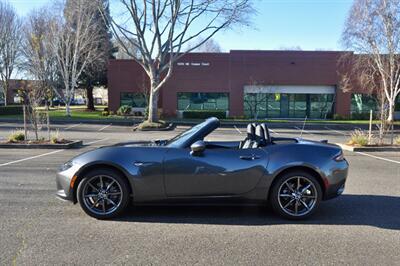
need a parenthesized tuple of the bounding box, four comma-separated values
(56, 117, 348, 220)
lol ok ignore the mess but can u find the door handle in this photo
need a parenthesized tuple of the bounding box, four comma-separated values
(239, 155, 260, 160)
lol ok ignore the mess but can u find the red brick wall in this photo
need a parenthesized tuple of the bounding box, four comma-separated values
(108, 51, 362, 117)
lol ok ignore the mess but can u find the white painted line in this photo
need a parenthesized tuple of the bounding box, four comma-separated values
(0, 150, 64, 167)
(64, 123, 81, 131)
(356, 151, 400, 165)
(0, 138, 109, 167)
(268, 128, 280, 135)
(233, 126, 242, 134)
(294, 126, 315, 136)
(84, 138, 109, 145)
(98, 124, 112, 132)
(325, 126, 348, 136)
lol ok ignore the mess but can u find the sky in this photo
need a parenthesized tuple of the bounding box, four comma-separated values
(8, 0, 353, 51)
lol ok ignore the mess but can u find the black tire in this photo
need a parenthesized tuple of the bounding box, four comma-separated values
(269, 170, 322, 220)
(77, 168, 130, 219)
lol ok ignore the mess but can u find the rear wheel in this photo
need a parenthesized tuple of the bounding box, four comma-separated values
(77, 168, 130, 219)
(270, 171, 322, 220)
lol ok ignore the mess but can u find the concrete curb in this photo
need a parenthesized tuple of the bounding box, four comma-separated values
(0, 140, 83, 149)
(336, 143, 400, 152)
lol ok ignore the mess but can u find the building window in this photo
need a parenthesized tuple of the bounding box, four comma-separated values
(244, 93, 334, 119)
(350, 94, 377, 114)
(177, 92, 229, 111)
(309, 94, 334, 119)
(120, 92, 147, 108)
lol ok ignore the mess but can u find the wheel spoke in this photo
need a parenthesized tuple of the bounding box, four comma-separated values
(106, 198, 117, 207)
(301, 184, 312, 194)
(106, 180, 115, 192)
(99, 176, 104, 189)
(297, 177, 301, 190)
(88, 182, 99, 192)
(301, 195, 316, 199)
(284, 182, 295, 192)
(102, 199, 106, 213)
(91, 198, 100, 208)
(295, 201, 299, 214)
(108, 192, 121, 196)
(299, 199, 310, 210)
(283, 199, 295, 208)
(279, 194, 293, 198)
(84, 194, 98, 198)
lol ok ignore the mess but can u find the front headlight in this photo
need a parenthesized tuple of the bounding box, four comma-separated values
(59, 161, 74, 171)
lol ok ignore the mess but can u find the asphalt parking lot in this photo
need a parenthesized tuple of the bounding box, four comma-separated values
(0, 122, 399, 265)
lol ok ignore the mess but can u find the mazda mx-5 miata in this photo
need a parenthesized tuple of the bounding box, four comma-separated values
(56, 117, 348, 220)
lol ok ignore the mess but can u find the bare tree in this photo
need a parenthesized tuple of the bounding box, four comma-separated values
(50, 0, 106, 116)
(342, 0, 400, 123)
(0, 1, 22, 106)
(102, 0, 253, 123)
(188, 37, 222, 52)
(114, 37, 140, 59)
(22, 8, 59, 103)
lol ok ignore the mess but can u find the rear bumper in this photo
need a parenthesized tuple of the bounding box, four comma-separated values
(323, 159, 349, 200)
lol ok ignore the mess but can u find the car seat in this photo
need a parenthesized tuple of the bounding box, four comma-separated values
(240, 123, 256, 149)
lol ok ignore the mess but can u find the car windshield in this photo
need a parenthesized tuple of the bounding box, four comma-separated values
(166, 121, 208, 147)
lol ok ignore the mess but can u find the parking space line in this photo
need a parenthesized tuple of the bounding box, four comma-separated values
(85, 138, 109, 145)
(356, 151, 400, 164)
(294, 126, 315, 136)
(64, 123, 81, 131)
(0, 138, 109, 167)
(0, 150, 64, 167)
(233, 126, 243, 134)
(98, 124, 112, 132)
(268, 128, 280, 135)
(324, 126, 348, 136)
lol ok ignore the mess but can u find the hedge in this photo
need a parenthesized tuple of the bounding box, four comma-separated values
(182, 110, 226, 119)
(0, 105, 23, 115)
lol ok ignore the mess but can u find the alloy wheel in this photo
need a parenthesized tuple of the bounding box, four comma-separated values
(82, 175, 123, 215)
(277, 176, 318, 217)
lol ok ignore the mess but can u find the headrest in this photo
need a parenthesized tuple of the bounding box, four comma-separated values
(260, 123, 270, 141)
(255, 125, 265, 139)
(246, 123, 256, 139)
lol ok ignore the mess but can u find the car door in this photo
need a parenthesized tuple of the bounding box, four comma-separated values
(163, 147, 268, 197)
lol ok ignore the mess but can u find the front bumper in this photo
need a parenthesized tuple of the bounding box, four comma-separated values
(56, 164, 81, 202)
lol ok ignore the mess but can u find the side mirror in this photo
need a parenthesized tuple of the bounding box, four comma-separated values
(190, 140, 206, 156)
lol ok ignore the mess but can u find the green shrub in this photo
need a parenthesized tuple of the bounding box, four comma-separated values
(8, 130, 25, 142)
(183, 110, 226, 119)
(103, 107, 109, 112)
(137, 120, 168, 130)
(101, 111, 110, 116)
(350, 112, 371, 120)
(0, 105, 23, 115)
(117, 105, 132, 116)
(348, 129, 369, 146)
(50, 129, 60, 144)
(333, 114, 349, 120)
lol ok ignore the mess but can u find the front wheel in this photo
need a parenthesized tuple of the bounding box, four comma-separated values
(77, 168, 130, 219)
(270, 171, 322, 220)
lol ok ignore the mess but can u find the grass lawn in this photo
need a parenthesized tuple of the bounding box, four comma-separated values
(0, 106, 399, 125)
(0, 106, 132, 121)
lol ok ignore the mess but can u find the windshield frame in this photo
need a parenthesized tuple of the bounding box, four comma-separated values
(166, 117, 220, 148)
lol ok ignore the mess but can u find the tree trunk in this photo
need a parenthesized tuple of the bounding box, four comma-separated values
(3, 81, 8, 106)
(66, 102, 71, 117)
(387, 104, 394, 123)
(147, 79, 159, 123)
(86, 86, 95, 111)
